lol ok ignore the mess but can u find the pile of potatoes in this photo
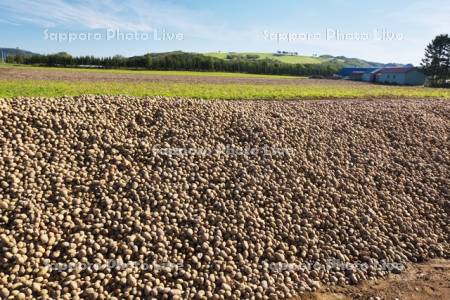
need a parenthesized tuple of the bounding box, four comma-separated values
(0, 96, 449, 299)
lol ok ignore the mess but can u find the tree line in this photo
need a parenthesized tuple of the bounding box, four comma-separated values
(5, 51, 341, 76)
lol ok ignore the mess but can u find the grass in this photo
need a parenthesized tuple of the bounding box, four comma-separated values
(0, 63, 299, 79)
(204, 52, 323, 64)
(1, 79, 449, 100)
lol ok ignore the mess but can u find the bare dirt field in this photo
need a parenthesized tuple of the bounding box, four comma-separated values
(300, 259, 450, 300)
(0, 66, 368, 85)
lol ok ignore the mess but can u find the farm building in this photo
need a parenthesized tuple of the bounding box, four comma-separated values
(340, 67, 426, 85)
(375, 67, 425, 85)
(338, 67, 379, 77)
(349, 71, 365, 81)
(362, 68, 382, 82)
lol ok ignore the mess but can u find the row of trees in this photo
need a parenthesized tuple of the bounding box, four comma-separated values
(6, 51, 341, 76)
(226, 53, 260, 60)
(421, 34, 450, 87)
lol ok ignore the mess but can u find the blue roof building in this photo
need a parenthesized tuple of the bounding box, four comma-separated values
(375, 67, 425, 85)
(362, 68, 382, 82)
(338, 67, 379, 77)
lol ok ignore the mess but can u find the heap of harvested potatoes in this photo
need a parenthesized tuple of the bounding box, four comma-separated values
(0, 96, 449, 299)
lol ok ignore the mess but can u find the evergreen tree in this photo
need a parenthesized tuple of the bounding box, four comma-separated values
(421, 34, 450, 87)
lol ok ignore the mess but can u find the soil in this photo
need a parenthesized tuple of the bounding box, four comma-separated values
(0, 67, 370, 85)
(297, 259, 450, 300)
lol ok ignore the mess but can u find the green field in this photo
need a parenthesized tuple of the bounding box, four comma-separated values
(1, 64, 448, 100)
(1, 79, 449, 100)
(0, 63, 299, 79)
(205, 52, 323, 64)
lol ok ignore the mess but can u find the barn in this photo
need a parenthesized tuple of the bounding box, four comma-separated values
(349, 71, 365, 81)
(338, 67, 379, 77)
(375, 67, 425, 85)
(362, 68, 382, 82)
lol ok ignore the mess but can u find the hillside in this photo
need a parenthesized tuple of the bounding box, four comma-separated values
(2, 48, 407, 77)
(0, 48, 37, 57)
(1, 48, 404, 68)
(205, 52, 404, 68)
(319, 55, 405, 68)
(205, 52, 323, 64)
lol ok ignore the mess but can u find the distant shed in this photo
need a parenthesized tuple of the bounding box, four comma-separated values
(362, 68, 382, 82)
(349, 71, 365, 81)
(338, 67, 379, 77)
(375, 67, 425, 85)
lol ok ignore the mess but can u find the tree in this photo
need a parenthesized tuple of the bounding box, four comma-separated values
(111, 55, 127, 67)
(421, 34, 450, 87)
(246, 54, 260, 60)
(19, 51, 341, 76)
(145, 54, 153, 69)
(6, 54, 16, 64)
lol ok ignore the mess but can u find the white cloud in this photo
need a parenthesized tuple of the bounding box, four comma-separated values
(0, 0, 149, 30)
(0, 0, 218, 34)
(0, 18, 19, 26)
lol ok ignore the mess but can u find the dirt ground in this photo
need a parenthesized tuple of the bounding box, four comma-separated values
(297, 259, 450, 300)
(0, 67, 370, 85)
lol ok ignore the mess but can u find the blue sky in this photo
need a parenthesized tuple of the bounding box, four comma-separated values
(0, 0, 448, 64)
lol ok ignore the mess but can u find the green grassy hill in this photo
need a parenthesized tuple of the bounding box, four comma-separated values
(0, 48, 37, 57)
(205, 52, 323, 64)
(1, 48, 404, 69)
(204, 52, 404, 68)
